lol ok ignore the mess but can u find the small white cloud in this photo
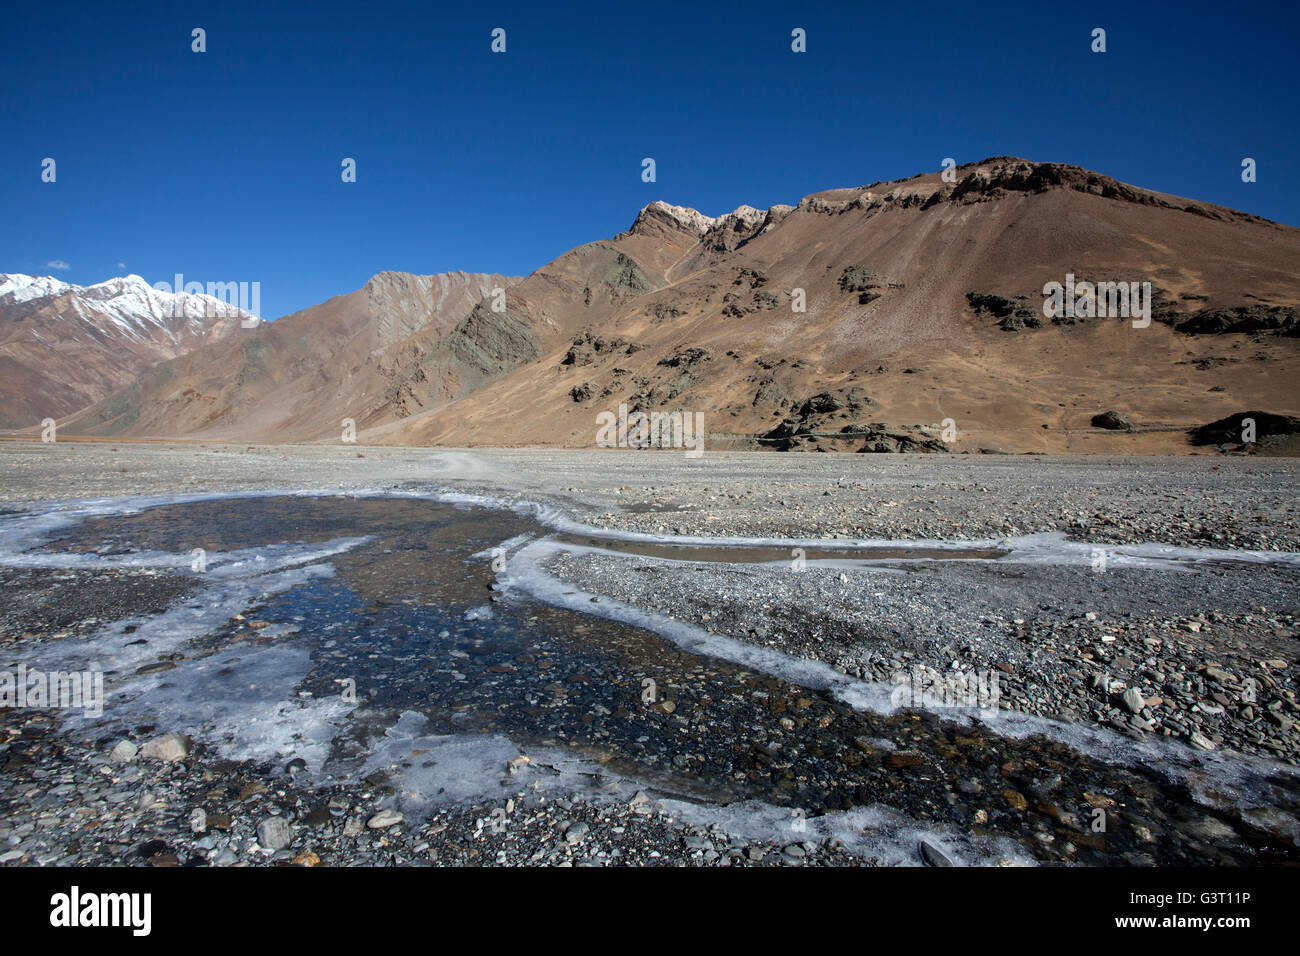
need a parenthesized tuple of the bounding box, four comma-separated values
(46, 260, 71, 271)
(117, 262, 126, 269)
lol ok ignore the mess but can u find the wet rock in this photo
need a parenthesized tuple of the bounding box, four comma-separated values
(109, 740, 138, 763)
(140, 733, 191, 763)
(883, 752, 925, 770)
(257, 817, 292, 851)
(137, 839, 169, 860)
(919, 840, 953, 867)
(367, 809, 404, 829)
(302, 807, 332, 827)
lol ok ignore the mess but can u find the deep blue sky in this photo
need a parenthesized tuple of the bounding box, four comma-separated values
(2, 0, 1296, 319)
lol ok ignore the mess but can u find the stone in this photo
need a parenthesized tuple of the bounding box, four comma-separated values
(1002, 790, 1028, 811)
(139, 733, 190, 763)
(366, 809, 403, 829)
(883, 752, 925, 770)
(919, 840, 953, 867)
(109, 740, 138, 763)
(1091, 411, 1133, 431)
(564, 821, 590, 844)
(1121, 687, 1145, 714)
(256, 816, 292, 851)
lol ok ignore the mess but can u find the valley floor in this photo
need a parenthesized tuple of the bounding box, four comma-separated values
(0, 441, 1296, 866)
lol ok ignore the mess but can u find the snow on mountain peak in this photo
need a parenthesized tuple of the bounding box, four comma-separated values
(0, 272, 258, 339)
(0, 273, 73, 303)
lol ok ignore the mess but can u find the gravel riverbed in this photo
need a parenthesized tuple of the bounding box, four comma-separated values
(0, 441, 1296, 866)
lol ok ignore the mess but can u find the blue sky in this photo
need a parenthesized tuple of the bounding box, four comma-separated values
(2, 0, 1296, 320)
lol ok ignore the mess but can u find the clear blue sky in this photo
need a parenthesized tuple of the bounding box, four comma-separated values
(2, 0, 1296, 320)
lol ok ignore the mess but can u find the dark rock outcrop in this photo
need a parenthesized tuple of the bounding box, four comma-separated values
(1091, 411, 1134, 431)
(1169, 305, 1299, 336)
(562, 331, 633, 366)
(838, 266, 877, 293)
(760, 388, 877, 446)
(1189, 411, 1300, 446)
(967, 292, 1040, 330)
(856, 424, 948, 454)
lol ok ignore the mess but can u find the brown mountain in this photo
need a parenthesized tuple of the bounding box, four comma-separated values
(56, 158, 1300, 453)
(0, 274, 252, 429)
(59, 271, 523, 440)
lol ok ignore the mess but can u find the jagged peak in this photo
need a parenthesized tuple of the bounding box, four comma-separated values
(711, 205, 767, 229)
(631, 201, 719, 235)
(630, 201, 786, 246)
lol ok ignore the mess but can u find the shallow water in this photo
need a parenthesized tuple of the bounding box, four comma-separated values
(553, 533, 1008, 563)
(7, 493, 1299, 864)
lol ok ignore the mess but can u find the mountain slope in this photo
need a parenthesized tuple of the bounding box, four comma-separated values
(0, 274, 254, 428)
(388, 157, 1300, 453)
(60, 271, 523, 440)
(56, 158, 1300, 452)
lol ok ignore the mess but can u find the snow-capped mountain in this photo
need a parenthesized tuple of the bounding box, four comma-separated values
(0, 273, 257, 335)
(0, 273, 255, 429)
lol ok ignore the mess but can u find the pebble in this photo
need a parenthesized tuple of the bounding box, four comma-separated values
(257, 817, 292, 851)
(140, 733, 191, 763)
(919, 840, 954, 867)
(367, 810, 404, 829)
(109, 740, 138, 763)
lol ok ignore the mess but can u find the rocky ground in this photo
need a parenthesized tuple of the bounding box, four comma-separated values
(1, 443, 1297, 551)
(0, 713, 866, 867)
(0, 441, 1296, 866)
(543, 553, 1300, 765)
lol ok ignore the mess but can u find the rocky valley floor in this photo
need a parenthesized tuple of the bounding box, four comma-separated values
(0, 441, 1296, 867)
